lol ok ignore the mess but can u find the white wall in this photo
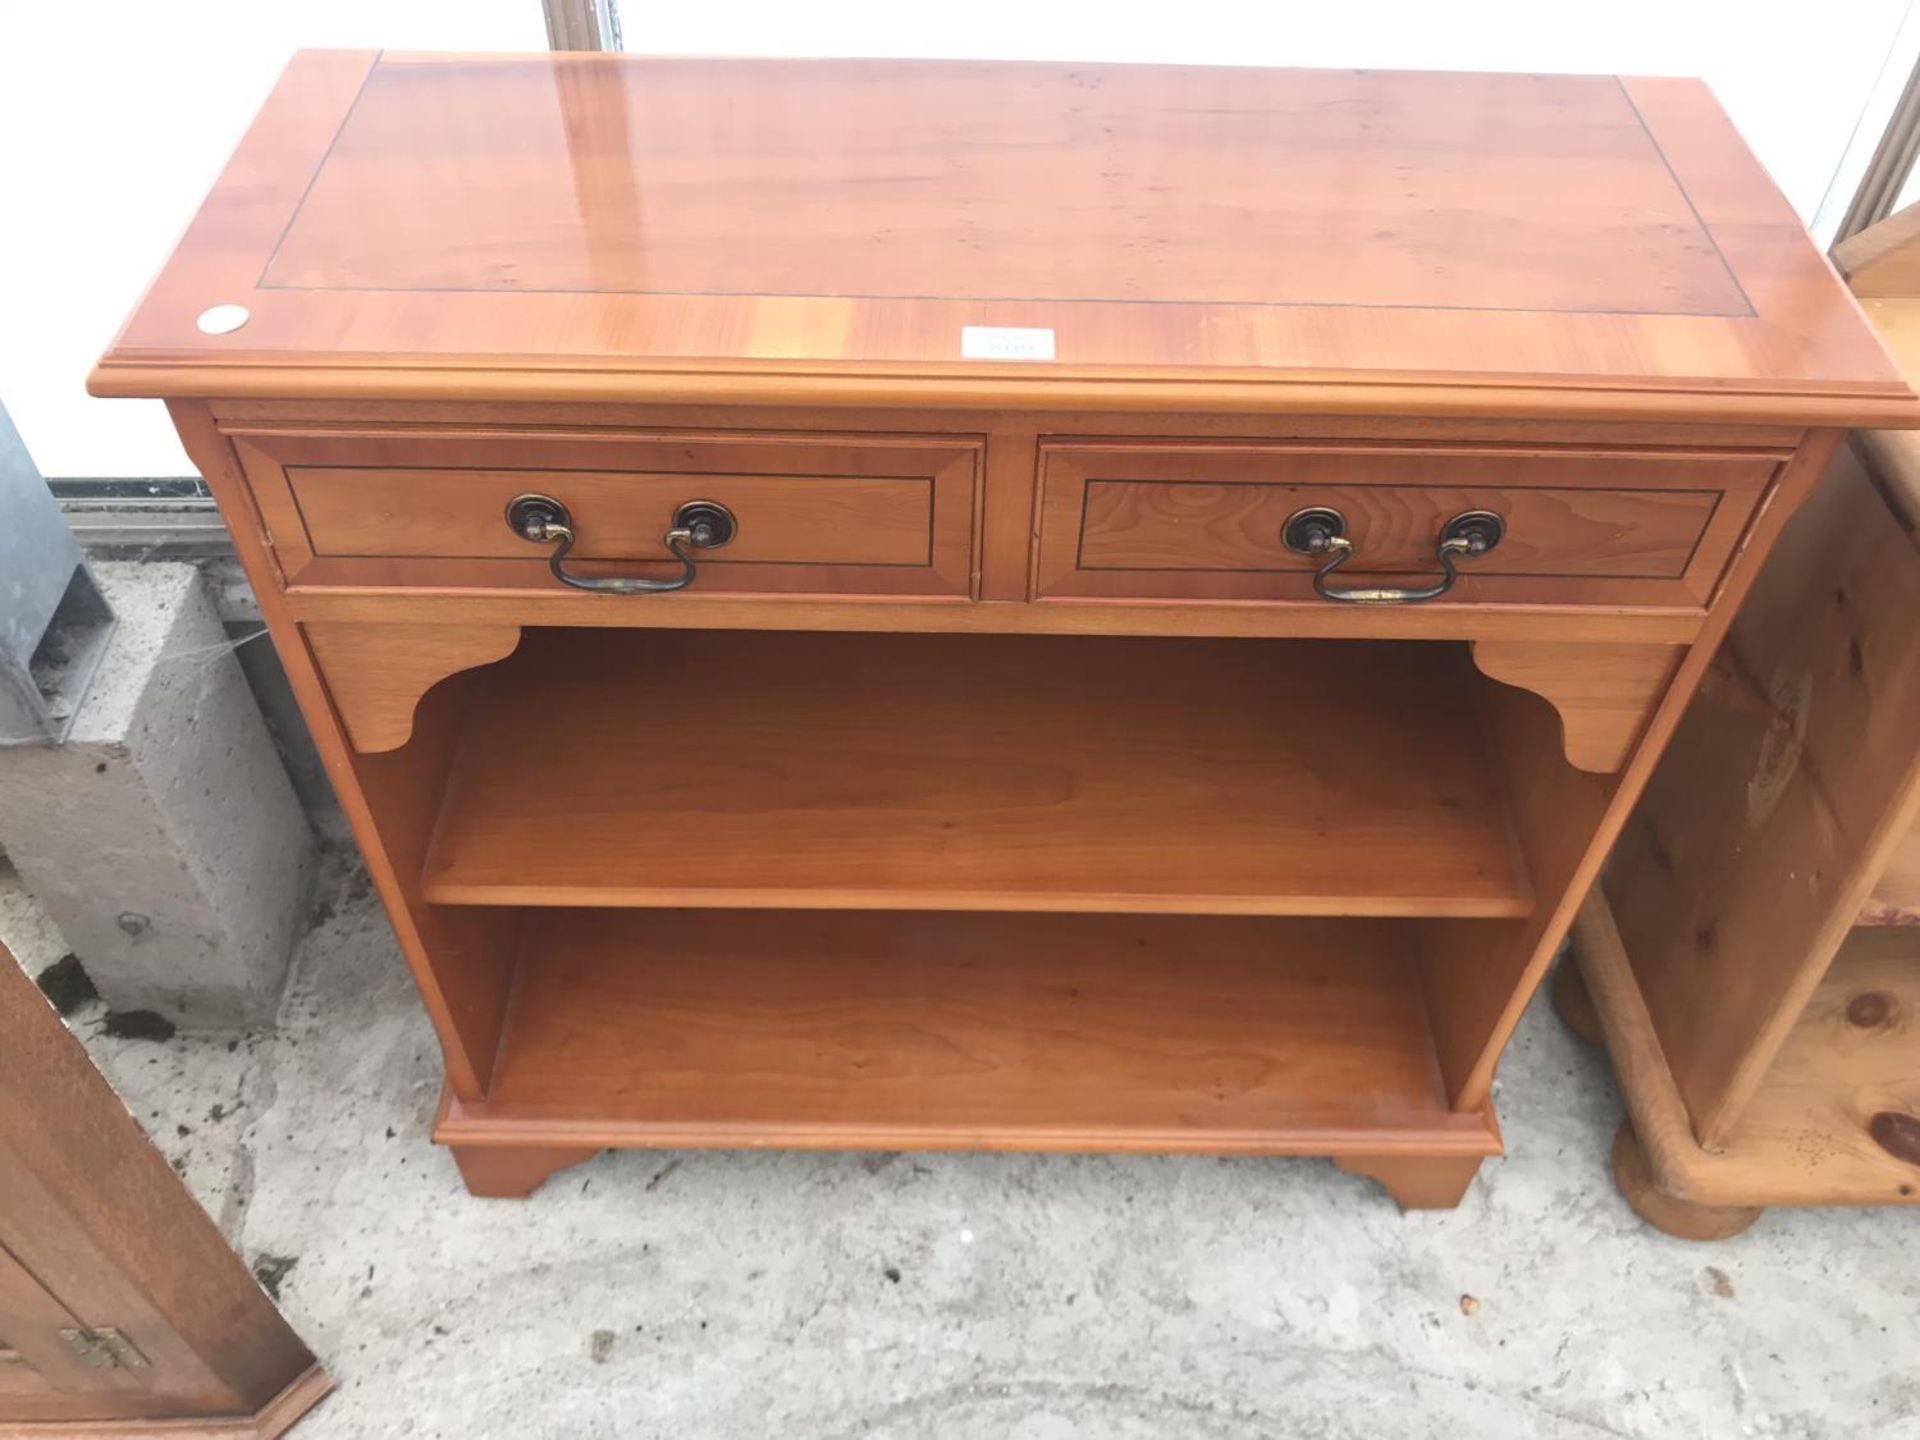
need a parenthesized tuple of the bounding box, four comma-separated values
(0, 1, 546, 480)
(0, 0, 1908, 478)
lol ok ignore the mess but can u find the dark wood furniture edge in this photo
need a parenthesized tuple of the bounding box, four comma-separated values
(0, 942, 327, 1432)
(0, 1366, 335, 1439)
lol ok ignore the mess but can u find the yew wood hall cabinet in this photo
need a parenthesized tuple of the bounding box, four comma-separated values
(91, 53, 1917, 1205)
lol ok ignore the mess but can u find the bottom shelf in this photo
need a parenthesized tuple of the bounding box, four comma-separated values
(436, 909, 1498, 1156)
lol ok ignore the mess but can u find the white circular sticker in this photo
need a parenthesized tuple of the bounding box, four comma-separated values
(196, 304, 251, 335)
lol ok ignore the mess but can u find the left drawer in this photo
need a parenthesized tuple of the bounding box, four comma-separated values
(228, 427, 982, 598)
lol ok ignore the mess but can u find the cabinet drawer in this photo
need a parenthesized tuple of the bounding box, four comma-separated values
(231, 428, 981, 598)
(1034, 442, 1783, 609)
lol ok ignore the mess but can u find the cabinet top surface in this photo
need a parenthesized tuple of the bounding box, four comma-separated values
(92, 51, 1914, 420)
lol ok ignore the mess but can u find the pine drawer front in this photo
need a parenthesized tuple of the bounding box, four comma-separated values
(1033, 442, 1784, 610)
(231, 428, 982, 598)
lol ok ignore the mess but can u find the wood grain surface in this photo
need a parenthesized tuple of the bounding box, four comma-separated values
(1723, 929, 1920, 1203)
(434, 909, 1501, 1155)
(422, 629, 1532, 917)
(304, 621, 522, 752)
(1076, 482, 1718, 576)
(1605, 444, 1920, 1144)
(1034, 440, 1777, 608)
(89, 54, 1915, 423)
(0, 941, 326, 1429)
(266, 65, 1740, 312)
(1469, 641, 1681, 773)
(233, 424, 981, 598)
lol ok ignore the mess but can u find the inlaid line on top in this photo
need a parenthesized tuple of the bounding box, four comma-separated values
(248, 282, 1756, 320)
(1613, 76, 1756, 320)
(253, 50, 383, 292)
(248, 56, 1757, 322)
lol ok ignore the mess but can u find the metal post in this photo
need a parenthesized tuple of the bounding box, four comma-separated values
(544, 0, 622, 51)
(0, 401, 114, 745)
(1835, 54, 1920, 245)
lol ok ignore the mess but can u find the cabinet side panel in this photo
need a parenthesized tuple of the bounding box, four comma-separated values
(1605, 441, 1920, 1144)
(166, 400, 517, 1098)
(345, 668, 524, 1096)
(1417, 690, 1612, 1108)
(1422, 429, 1843, 1110)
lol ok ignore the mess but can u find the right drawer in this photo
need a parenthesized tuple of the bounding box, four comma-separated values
(1032, 442, 1785, 609)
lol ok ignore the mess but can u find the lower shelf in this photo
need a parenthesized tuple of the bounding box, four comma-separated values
(435, 909, 1499, 1156)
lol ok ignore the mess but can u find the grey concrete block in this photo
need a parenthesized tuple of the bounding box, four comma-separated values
(0, 561, 314, 1027)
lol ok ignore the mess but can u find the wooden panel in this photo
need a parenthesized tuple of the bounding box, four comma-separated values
(424, 630, 1532, 917)
(0, 941, 326, 1428)
(90, 56, 1915, 425)
(233, 426, 980, 597)
(291, 469, 932, 565)
(205, 397, 1813, 451)
(1831, 202, 1920, 299)
(1848, 248, 1920, 930)
(0, 1347, 54, 1399)
(287, 582, 1708, 646)
(1470, 641, 1681, 773)
(0, 1239, 103, 1397)
(433, 909, 1500, 1155)
(306, 622, 521, 753)
(1605, 444, 1920, 1144)
(348, 679, 524, 1103)
(1417, 683, 1613, 1106)
(267, 65, 1741, 313)
(978, 425, 1041, 601)
(1034, 441, 1777, 608)
(1078, 483, 1717, 576)
(1858, 295, 1920, 513)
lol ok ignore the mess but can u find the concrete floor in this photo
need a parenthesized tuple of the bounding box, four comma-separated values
(4, 852, 1918, 1440)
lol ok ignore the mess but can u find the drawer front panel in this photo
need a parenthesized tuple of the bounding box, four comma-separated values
(291, 469, 933, 566)
(1036, 442, 1782, 609)
(1079, 483, 1717, 578)
(233, 428, 981, 598)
